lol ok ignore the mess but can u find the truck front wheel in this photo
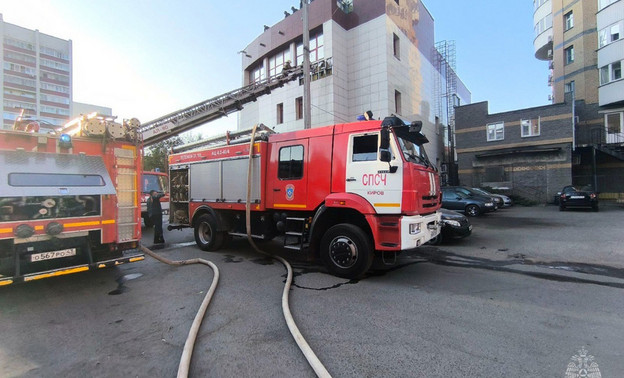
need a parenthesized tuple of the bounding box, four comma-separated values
(194, 214, 225, 251)
(320, 224, 374, 279)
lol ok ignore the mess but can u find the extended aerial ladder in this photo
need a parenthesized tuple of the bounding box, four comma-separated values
(140, 67, 303, 146)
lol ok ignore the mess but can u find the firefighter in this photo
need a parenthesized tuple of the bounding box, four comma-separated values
(147, 190, 165, 244)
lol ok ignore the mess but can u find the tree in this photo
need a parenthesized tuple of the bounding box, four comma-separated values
(142, 133, 202, 172)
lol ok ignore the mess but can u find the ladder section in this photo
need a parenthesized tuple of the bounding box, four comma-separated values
(140, 67, 303, 146)
(114, 148, 139, 242)
(172, 124, 275, 153)
(283, 217, 309, 251)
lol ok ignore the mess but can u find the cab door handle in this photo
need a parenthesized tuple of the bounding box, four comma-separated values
(346, 178, 356, 182)
(273, 188, 281, 192)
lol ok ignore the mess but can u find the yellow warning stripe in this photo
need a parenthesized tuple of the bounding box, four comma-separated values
(129, 256, 145, 263)
(374, 203, 401, 208)
(0, 279, 13, 286)
(0, 220, 116, 235)
(24, 266, 89, 281)
(273, 203, 308, 209)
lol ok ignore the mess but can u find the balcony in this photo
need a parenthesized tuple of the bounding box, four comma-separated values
(599, 79, 624, 106)
(533, 0, 553, 60)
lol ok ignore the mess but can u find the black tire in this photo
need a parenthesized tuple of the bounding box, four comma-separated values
(465, 204, 480, 217)
(143, 215, 153, 228)
(320, 224, 374, 279)
(194, 214, 225, 251)
(592, 204, 599, 212)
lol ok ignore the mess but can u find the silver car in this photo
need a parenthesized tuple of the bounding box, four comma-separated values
(471, 188, 513, 207)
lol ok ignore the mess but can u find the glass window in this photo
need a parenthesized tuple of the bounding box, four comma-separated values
(611, 24, 620, 42)
(278, 145, 304, 180)
(276, 103, 284, 124)
(9, 173, 105, 187)
(393, 33, 400, 59)
(606, 113, 622, 134)
(612, 61, 622, 81)
(599, 28, 608, 48)
(564, 11, 574, 31)
(600, 65, 610, 85)
(295, 97, 303, 120)
(564, 46, 574, 65)
(521, 118, 540, 137)
(352, 134, 379, 162)
(395, 90, 402, 115)
(486, 122, 504, 141)
(564, 81, 575, 93)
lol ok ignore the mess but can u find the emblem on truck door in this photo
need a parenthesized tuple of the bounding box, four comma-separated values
(285, 184, 295, 201)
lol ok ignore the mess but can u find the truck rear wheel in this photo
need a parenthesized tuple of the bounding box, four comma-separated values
(320, 224, 374, 279)
(194, 214, 225, 251)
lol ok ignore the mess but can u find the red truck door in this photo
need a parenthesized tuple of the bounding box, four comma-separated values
(267, 139, 309, 210)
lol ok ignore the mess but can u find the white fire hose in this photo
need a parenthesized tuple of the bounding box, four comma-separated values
(140, 245, 219, 378)
(246, 124, 331, 378)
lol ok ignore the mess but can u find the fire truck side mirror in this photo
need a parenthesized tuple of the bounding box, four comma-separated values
(379, 148, 392, 163)
(380, 127, 390, 150)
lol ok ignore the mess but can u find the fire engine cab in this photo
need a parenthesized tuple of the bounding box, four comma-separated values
(168, 116, 441, 278)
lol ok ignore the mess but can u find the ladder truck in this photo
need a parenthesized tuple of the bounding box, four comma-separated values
(0, 113, 144, 285)
(140, 64, 441, 278)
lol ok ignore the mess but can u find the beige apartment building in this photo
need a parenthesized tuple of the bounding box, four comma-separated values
(0, 14, 73, 130)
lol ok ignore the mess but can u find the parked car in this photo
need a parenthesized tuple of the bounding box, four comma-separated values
(453, 186, 502, 209)
(558, 185, 599, 211)
(428, 208, 472, 245)
(471, 187, 513, 207)
(441, 187, 496, 216)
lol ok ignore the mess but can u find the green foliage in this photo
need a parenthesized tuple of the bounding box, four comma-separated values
(143, 132, 202, 172)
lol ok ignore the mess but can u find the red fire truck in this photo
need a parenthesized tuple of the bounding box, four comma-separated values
(168, 116, 441, 278)
(140, 170, 170, 227)
(0, 113, 144, 285)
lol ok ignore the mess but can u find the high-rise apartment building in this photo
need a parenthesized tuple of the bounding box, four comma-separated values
(0, 14, 72, 129)
(238, 0, 470, 170)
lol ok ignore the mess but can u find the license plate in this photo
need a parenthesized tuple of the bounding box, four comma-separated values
(30, 248, 77, 262)
(570, 196, 585, 199)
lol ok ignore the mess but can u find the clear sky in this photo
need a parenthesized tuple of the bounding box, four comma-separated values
(2, 0, 551, 137)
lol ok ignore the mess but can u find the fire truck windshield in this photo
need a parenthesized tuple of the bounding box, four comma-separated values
(142, 173, 168, 194)
(396, 135, 432, 168)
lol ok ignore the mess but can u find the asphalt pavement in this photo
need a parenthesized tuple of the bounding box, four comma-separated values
(1, 205, 623, 377)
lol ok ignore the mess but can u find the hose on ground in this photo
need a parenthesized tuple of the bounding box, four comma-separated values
(245, 124, 332, 378)
(140, 245, 219, 378)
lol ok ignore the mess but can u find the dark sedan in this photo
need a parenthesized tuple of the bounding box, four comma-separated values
(559, 185, 599, 211)
(428, 208, 472, 245)
(441, 187, 496, 216)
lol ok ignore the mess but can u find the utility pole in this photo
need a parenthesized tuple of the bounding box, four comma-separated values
(302, 0, 311, 129)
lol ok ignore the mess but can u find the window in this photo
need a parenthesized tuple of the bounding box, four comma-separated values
(296, 32, 324, 64)
(352, 134, 379, 162)
(599, 0, 618, 10)
(564, 46, 574, 65)
(337, 0, 353, 13)
(606, 112, 622, 134)
(295, 97, 303, 120)
(393, 33, 400, 59)
(276, 103, 284, 124)
(278, 145, 304, 180)
(600, 61, 623, 84)
(612, 61, 622, 81)
(564, 11, 574, 31)
(521, 118, 540, 137)
(486, 122, 504, 141)
(598, 23, 621, 48)
(269, 49, 292, 77)
(395, 90, 402, 115)
(565, 81, 575, 93)
(9, 173, 104, 187)
(250, 65, 265, 83)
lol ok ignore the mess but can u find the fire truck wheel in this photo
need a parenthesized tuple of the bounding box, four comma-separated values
(320, 224, 374, 279)
(194, 214, 225, 251)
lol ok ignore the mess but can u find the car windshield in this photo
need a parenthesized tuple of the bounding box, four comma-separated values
(455, 187, 474, 196)
(397, 136, 431, 167)
(473, 188, 490, 195)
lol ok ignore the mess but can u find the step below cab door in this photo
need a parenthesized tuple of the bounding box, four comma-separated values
(267, 139, 309, 210)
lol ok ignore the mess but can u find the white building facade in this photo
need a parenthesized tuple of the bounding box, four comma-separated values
(238, 0, 470, 168)
(0, 14, 72, 129)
